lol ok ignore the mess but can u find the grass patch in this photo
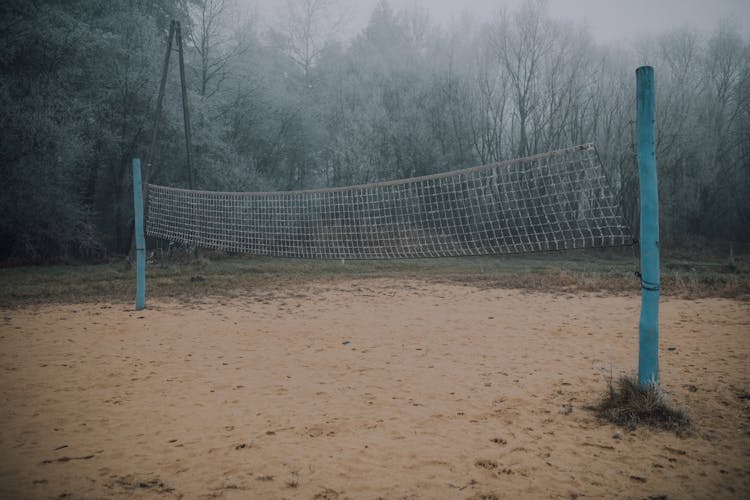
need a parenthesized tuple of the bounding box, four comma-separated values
(0, 249, 747, 307)
(591, 375, 691, 435)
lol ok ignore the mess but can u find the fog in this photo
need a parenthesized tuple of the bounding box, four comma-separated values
(249, 0, 750, 45)
(1, 0, 748, 262)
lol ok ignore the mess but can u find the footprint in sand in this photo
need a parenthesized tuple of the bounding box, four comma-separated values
(475, 459, 498, 470)
(313, 488, 340, 499)
(307, 427, 324, 438)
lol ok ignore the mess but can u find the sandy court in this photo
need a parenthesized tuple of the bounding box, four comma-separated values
(0, 279, 748, 499)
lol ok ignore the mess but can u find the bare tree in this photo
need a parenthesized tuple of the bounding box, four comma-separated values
(271, 0, 347, 82)
(469, 25, 510, 164)
(188, 0, 248, 98)
(492, 0, 553, 157)
(699, 21, 749, 239)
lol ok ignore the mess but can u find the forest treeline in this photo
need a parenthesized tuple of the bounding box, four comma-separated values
(1, 0, 748, 263)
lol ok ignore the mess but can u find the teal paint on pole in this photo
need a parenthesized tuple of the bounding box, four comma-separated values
(133, 159, 146, 311)
(636, 66, 660, 386)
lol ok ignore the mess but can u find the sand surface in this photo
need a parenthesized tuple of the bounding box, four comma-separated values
(0, 279, 748, 499)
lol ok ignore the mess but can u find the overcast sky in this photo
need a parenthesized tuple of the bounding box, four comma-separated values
(247, 0, 750, 45)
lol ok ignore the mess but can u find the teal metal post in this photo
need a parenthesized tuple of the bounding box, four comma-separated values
(636, 66, 660, 386)
(133, 159, 146, 311)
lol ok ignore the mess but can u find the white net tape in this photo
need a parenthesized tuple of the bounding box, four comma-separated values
(145, 144, 632, 259)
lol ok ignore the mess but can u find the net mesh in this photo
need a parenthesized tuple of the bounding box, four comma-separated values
(145, 144, 633, 259)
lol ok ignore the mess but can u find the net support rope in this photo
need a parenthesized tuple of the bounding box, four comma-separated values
(145, 144, 633, 259)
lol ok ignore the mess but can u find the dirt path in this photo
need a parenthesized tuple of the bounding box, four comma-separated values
(1, 279, 748, 499)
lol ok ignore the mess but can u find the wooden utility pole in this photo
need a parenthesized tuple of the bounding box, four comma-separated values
(144, 20, 176, 187)
(143, 20, 195, 190)
(131, 20, 198, 262)
(175, 21, 195, 190)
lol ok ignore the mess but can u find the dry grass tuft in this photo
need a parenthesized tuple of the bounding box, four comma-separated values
(591, 375, 691, 435)
(1, 250, 747, 307)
